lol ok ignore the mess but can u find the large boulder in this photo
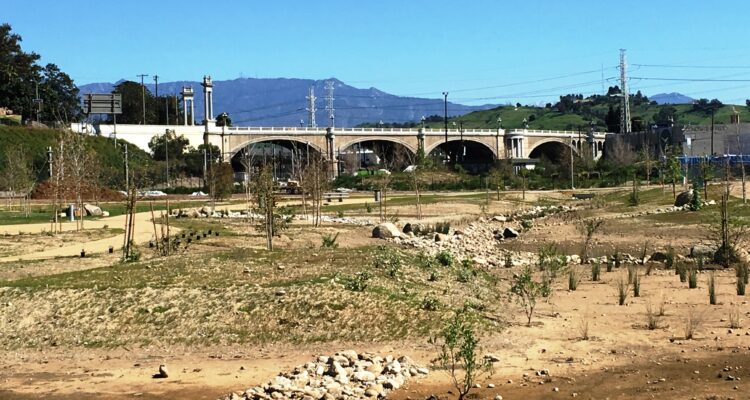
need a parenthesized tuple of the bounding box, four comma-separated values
(691, 243, 717, 258)
(83, 203, 103, 217)
(372, 223, 401, 239)
(502, 227, 519, 239)
(674, 190, 693, 207)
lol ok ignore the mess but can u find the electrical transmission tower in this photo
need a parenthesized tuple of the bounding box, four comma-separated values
(325, 80, 335, 128)
(619, 49, 631, 134)
(306, 86, 317, 128)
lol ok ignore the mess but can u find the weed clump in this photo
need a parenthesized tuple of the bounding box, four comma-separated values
(688, 267, 698, 289)
(568, 268, 579, 291)
(436, 250, 454, 267)
(340, 271, 372, 292)
(321, 233, 339, 249)
(616, 275, 629, 306)
(591, 262, 601, 281)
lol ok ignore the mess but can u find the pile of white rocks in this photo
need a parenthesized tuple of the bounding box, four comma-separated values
(221, 351, 428, 400)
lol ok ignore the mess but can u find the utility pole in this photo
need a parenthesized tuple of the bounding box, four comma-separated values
(619, 49, 631, 134)
(33, 82, 43, 123)
(165, 129, 170, 188)
(325, 80, 335, 128)
(306, 86, 317, 128)
(442, 92, 449, 162)
(153, 75, 159, 123)
(711, 108, 715, 155)
(137, 74, 149, 124)
(124, 143, 129, 191)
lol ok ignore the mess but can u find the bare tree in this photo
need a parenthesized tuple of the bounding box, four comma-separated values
(0, 143, 36, 217)
(251, 163, 277, 250)
(301, 156, 329, 227)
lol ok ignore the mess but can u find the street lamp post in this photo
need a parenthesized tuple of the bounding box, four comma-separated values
(164, 129, 171, 188)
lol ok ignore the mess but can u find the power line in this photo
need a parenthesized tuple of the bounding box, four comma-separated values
(630, 77, 750, 82)
(633, 64, 750, 69)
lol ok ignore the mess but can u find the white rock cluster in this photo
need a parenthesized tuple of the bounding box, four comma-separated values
(172, 207, 373, 226)
(221, 351, 428, 400)
(390, 205, 577, 267)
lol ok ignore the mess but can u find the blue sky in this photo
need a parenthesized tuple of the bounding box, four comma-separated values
(5, 0, 750, 105)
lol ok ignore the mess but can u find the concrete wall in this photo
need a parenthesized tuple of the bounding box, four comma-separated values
(70, 122, 222, 153)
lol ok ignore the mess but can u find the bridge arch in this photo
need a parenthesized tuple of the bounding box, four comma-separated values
(337, 137, 418, 156)
(227, 136, 326, 159)
(424, 138, 498, 159)
(527, 138, 579, 162)
(425, 139, 497, 173)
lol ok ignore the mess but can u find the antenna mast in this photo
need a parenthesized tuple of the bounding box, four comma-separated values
(306, 86, 317, 128)
(619, 49, 631, 134)
(325, 80, 335, 128)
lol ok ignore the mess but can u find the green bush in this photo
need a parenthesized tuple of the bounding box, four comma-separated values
(421, 296, 440, 311)
(341, 271, 373, 292)
(321, 233, 340, 249)
(436, 250, 455, 267)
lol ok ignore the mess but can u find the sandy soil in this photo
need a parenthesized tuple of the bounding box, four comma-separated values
(2, 188, 748, 400)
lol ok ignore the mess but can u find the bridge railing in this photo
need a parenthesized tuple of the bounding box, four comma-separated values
(223, 126, 608, 137)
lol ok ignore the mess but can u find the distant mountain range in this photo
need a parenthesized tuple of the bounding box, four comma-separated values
(650, 92, 694, 105)
(78, 78, 496, 127)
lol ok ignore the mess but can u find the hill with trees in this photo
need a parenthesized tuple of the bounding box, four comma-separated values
(439, 88, 749, 132)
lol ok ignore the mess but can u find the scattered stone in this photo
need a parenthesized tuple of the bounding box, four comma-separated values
(502, 227, 519, 239)
(372, 223, 402, 239)
(83, 203, 103, 217)
(674, 190, 694, 207)
(492, 215, 507, 222)
(220, 352, 428, 400)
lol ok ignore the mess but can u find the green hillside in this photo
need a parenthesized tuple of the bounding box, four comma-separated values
(0, 126, 152, 187)
(430, 95, 750, 132)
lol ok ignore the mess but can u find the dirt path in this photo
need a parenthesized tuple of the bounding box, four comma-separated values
(0, 211, 168, 262)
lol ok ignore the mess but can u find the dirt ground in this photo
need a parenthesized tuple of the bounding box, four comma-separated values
(1, 187, 749, 399)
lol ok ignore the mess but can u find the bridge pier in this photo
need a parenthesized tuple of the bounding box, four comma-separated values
(326, 128, 338, 179)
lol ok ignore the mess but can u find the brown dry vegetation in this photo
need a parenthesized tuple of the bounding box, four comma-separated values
(2, 185, 750, 399)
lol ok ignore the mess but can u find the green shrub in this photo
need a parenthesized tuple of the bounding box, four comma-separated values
(321, 233, 340, 249)
(457, 267, 475, 283)
(436, 312, 491, 400)
(520, 218, 533, 231)
(504, 252, 513, 268)
(606, 259, 614, 272)
(364, 202, 373, 213)
(421, 296, 440, 311)
(436, 250, 454, 267)
(510, 266, 551, 326)
(374, 245, 402, 278)
(341, 271, 372, 292)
